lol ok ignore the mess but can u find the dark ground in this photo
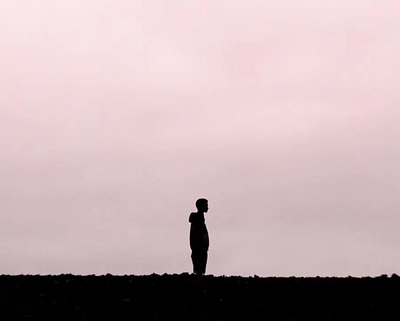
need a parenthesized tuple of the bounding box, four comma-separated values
(1, 273, 400, 320)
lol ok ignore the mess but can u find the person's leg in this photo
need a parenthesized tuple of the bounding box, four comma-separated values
(191, 251, 199, 274)
(192, 250, 208, 275)
(198, 250, 208, 275)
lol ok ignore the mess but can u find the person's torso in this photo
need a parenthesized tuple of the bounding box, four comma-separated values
(189, 212, 209, 250)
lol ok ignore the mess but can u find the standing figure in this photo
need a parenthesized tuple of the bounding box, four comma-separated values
(189, 198, 210, 275)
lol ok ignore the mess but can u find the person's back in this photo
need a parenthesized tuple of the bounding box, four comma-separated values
(189, 198, 210, 275)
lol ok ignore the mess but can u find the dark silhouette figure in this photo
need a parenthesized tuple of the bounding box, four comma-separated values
(189, 198, 210, 275)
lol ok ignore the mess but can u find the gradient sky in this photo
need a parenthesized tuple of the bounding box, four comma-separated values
(1, 0, 400, 277)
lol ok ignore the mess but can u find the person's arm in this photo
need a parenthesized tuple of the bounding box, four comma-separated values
(202, 233, 209, 250)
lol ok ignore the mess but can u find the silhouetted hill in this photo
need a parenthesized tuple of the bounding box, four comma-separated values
(1, 273, 400, 320)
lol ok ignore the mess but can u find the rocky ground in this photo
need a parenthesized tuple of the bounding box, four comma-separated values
(1, 273, 400, 320)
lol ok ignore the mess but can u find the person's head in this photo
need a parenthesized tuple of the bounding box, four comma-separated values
(196, 198, 209, 213)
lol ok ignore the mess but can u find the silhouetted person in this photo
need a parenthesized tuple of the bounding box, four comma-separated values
(189, 198, 210, 275)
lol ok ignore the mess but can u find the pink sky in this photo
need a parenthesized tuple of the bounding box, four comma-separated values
(1, 0, 400, 276)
